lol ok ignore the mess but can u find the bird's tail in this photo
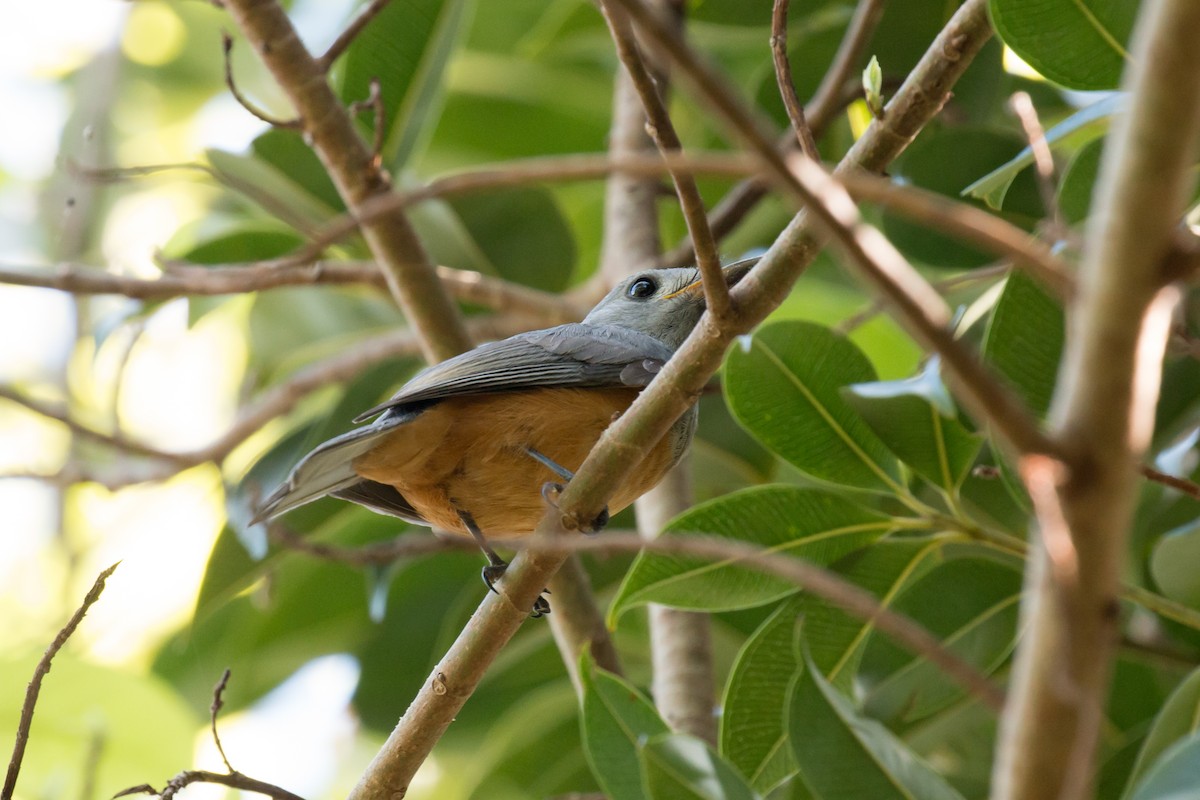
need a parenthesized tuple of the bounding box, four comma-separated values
(250, 422, 400, 525)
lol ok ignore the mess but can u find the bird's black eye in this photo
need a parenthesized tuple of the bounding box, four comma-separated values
(627, 276, 658, 299)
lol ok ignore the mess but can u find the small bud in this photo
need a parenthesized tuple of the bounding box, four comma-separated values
(863, 55, 884, 120)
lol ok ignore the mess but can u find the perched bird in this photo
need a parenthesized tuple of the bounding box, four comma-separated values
(252, 258, 755, 614)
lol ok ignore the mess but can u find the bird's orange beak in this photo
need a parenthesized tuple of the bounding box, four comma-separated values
(664, 257, 758, 300)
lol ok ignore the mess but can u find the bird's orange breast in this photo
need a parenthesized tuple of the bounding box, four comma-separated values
(351, 387, 676, 538)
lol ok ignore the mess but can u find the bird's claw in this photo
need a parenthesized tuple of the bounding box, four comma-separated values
(481, 563, 551, 618)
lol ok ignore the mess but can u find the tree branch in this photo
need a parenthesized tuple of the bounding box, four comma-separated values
(770, 0, 820, 158)
(660, 0, 886, 269)
(222, 0, 472, 363)
(315, 0, 392, 71)
(993, 1, 1200, 796)
(3, 564, 118, 800)
(599, 1, 730, 321)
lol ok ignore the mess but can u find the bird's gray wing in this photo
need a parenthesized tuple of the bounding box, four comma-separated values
(353, 323, 673, 422)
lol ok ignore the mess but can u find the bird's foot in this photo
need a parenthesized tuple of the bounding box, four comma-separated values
(480, 562, 551, 618)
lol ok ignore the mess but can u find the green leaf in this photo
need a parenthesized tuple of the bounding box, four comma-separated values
(802, 538, 948, 692)
(0, 655, 197, 798)
(844, 357, 984, 492)
(883, 128, 1042, 267)
(446, 187, 576, 290)
(642, 733, 761, 800)
(720, 538, 949, 792)
(1057, 137, 1106, 224)
(858, 558, 1022, 723)
(1128, 733, 1200, 800)
(960, 92, 1118, 208)
(580, 657, 670, 800)
(988, 0, 1139, 90)
(721, 598, 804, 792)
(1125, 666, 1200, 794)
(608, 486, 893, 623)
(338, 0, 475, 170)
(724, 321, 902, 493)
(963, 94, 1122, 208)
(1151, 519, 1200, 609)
(251, 128, 345, 212)
(788, 649, 966, 800)
(982, 270, 1065, 418)
(205, 147, 339, 233)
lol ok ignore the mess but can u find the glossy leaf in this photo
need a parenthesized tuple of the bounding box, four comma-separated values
(788, 649, 966, 800)
(720, 538, 949, 792)
(989, 0, 1139, 90)
(338, 0, 474, 170)
(642, 734, 761, 800)
(724, 321, 902, 493)
(608, 486, 893, 623)
(802, 538, 948, 692)
(882, 129, 1042, 268)
(205, 147, 338, 233)
(446, 187, 576, 290)
(721, 598, 804, 792)
(1150, 519, 1200, 609)
(982, 270, 1065, 418)
(858, 558, 1022, 722)
(1124, 666, 1200, 794)
(844, 357, 984, 492)
(963, 93, 1122, 208)
(1057, 137, 1106, 224)
(1128, 733, 1200, 800)
(580, 657, 669, 800)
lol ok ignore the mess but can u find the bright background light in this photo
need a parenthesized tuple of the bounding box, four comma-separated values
(0, 1, 367, 797)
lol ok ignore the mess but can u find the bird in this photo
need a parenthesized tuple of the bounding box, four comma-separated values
(251, 258, 756, 615)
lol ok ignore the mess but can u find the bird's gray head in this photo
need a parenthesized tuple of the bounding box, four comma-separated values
(582, 258, 757, 349)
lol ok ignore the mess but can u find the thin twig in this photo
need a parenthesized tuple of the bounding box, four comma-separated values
(0, 261, 574, 322)
(835, 169, 1074, 299)
(1010, 91, 1064, 236)
(113, 771, 305, 800)
(660, 0, 887, 269)
(598, 2, 730, 320)
(806, 0, 888, 131)
(1140, 464, 1200, 501)
(3, 564, 119, 800)
(0, 387, 188, 465)
(348, 77, 386, 170)
(508, 532, 1006, 712)
(115, 670, 305, 800)
(268, 524, 474, 566)
(315, 0, 393, 71)
(209, 669, 235, 773)
(265, 151, 762, 274)
(221, 33, 302, 129)
(770, 0, 820, 158)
